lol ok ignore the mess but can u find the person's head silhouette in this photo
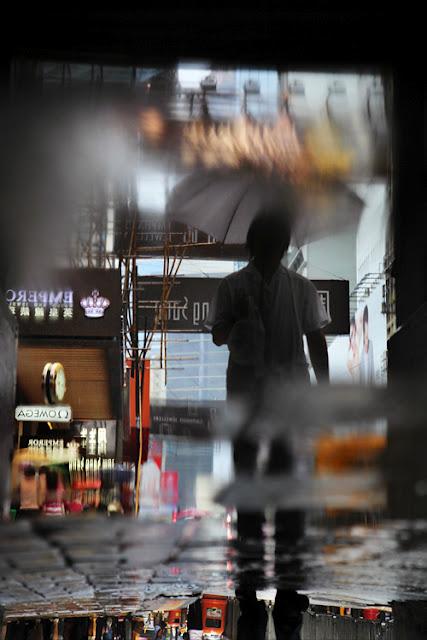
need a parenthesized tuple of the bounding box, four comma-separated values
(246, 210, 291, 278)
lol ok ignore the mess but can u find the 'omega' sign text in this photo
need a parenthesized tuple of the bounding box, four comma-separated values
(15, 405, 72, 423)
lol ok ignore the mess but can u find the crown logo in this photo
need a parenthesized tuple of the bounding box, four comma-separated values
(80, 290, 110, 318)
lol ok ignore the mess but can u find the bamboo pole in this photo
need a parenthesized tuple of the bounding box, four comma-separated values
(52, 619, 59, 640)
(88, 616, 97, 640)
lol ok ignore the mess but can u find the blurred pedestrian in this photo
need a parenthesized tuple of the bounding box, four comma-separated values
(65, 490, 84, 514)
(42, 469, 65, 516)
(37, 465, 48, 507)
(154, 620, 167, 639)
(17, 465, 40, 518)
(102, 618, 113, 640)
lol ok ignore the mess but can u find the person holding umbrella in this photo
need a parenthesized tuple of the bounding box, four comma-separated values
(209, 208, 330, 473)
(209, 209, 329, 640)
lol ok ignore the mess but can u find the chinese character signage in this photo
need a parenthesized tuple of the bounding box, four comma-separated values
(5, 269, 121, 338)
(311, 280, 350, 336)
(138, 276, 349, 335)
(75, 421, 116, 458)
(138, 276, 220, 333)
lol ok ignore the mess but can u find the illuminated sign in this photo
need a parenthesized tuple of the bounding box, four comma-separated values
(7, 288, 111, 320)
(74, 420, 117, 458)
(80, 290, 111, 318)
(5, 269, 121, 338)
(7, 288, 74, 321)
(15, 404, 72, 423)
(26, 438, 79, 460)
(80, 425, 107, 457)
(6, 289, 74, 305)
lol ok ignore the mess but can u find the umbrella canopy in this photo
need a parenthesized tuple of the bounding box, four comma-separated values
(166, 168, 364, 247)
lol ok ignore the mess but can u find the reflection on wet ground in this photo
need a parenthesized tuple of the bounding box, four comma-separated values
(4, 382, 427, 638)
(2, 501, 427, 620)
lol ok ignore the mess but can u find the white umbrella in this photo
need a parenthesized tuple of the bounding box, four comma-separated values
(166, 168, 364, 247)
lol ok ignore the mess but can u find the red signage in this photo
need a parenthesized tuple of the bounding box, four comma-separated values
(149, 438, 163, 470)
(161, 471, 179, 506)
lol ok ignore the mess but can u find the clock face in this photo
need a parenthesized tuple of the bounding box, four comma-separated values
(42, 362, 52, 405)
(42, 362, 66, 404)
(54, 366, 66, 402)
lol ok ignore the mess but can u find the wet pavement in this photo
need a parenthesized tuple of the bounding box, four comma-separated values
(3, 383, 427, 625)
(2, 503, 427, 620)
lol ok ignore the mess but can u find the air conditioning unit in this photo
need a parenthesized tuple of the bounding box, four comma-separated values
(328, 80, 347, 95)
(243, 79, 260, 94)
(289, 79, 305, 96)
(200, 74, 217, 91)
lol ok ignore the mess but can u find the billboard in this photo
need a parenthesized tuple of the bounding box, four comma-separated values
(138, 276, 349, 335)
(348, 285, 387, 385)
(328, 282, 387, 385)
(5, 268, 121, 338)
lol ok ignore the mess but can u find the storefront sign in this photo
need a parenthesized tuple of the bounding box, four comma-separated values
(116, 215, 247, 260)
(5, 268, 121, 338)
(26, 438, 79, 458)
(151, 402, 222, 437)
(15, 404, 72, 422)
(137, 277, 220, 333)
(138, 277, 349, 335)
(74, 420, 117, 458)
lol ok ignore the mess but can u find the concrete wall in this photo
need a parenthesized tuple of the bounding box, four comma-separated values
(304, 224, 358, 294)
(0, 298, 17, 517)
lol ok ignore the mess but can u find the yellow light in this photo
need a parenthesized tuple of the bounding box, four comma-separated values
(140, 108, 165, 142)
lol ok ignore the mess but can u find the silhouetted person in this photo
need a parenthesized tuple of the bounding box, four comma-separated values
(209, 209, 330, 475)
(42, 469, 65, 516)
(210, 211, 327, 637)
(236, 588, 309, 640)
